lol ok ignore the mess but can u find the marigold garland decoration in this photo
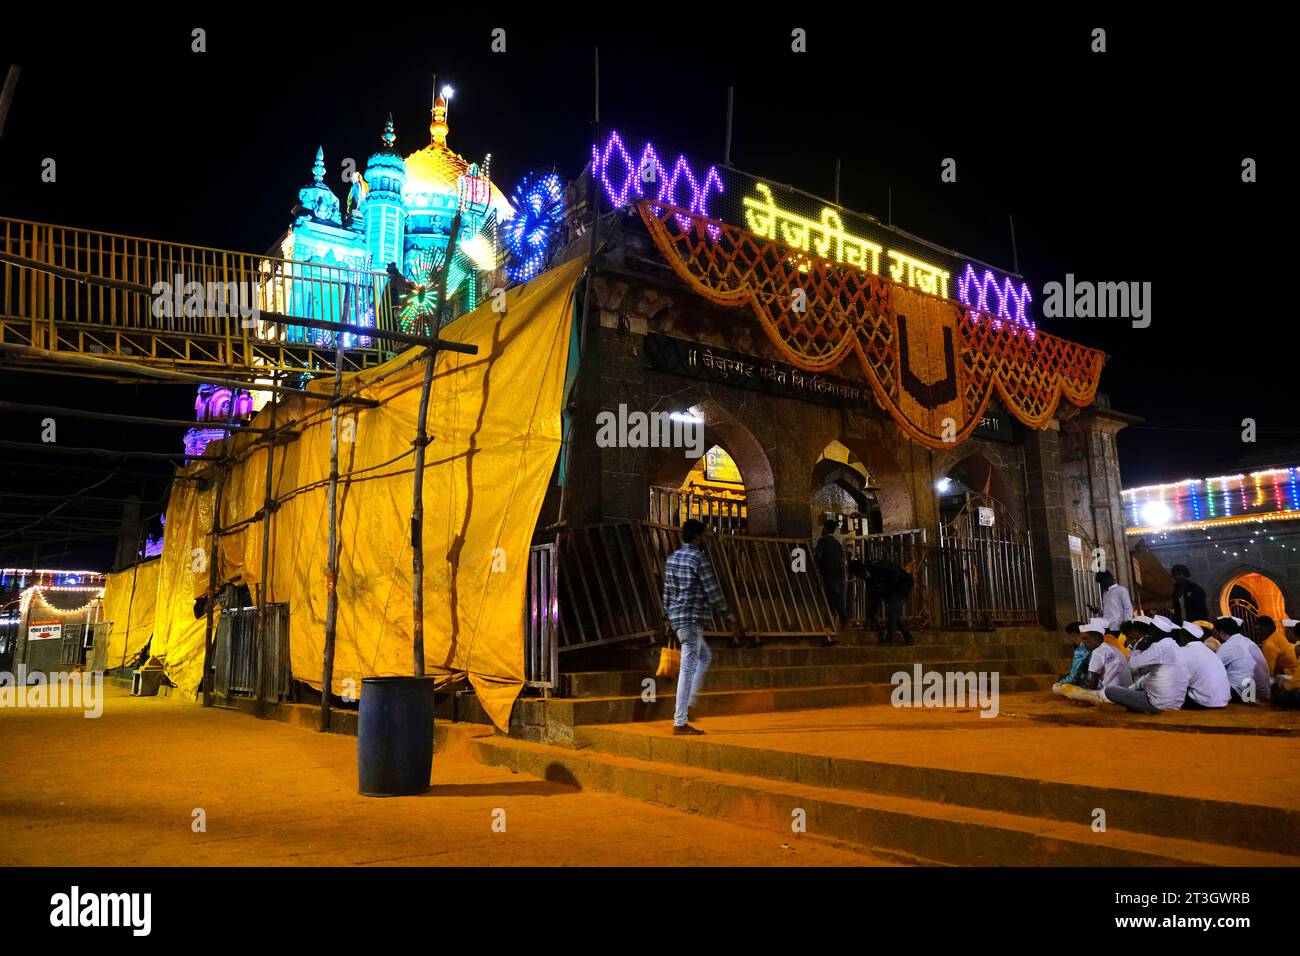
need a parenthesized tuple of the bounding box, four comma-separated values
(638, 200, 1106, 448)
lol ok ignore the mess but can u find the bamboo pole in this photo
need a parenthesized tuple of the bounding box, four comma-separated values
(0, 439, 222, 462)
(200, 467, 227, 708)
(411, 212, 461, 677)
(320, 341, 347, 732)
(0, 65, 19, 139)
(255, 373, 278, 720)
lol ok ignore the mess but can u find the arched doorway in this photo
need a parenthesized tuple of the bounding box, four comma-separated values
(647, 400, 775, 534)
(1219, 569, 1289, 639)
(811, 439, 878, 534)
(822, 435, 914, 533)
(651, 440, 749, 533)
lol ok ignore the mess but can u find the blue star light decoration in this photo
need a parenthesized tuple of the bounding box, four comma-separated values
(503, 170, 565, 282)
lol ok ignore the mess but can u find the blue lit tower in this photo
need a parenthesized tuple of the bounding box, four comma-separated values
(363, 114, 408, 275)
(272, 85, 514, 340)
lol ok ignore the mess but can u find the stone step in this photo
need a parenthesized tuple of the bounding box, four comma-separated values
(571, 726, 1300, 856)
(564, 657, 1071, 698)
(448, 673, 1062, 741)
(584, 640, 1071, 672)
(470, 735, 1300, 867)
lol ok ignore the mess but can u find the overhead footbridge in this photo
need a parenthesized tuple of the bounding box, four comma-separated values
(0, 216, 413, 378)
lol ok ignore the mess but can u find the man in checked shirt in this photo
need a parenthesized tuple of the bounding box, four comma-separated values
(662, 519, 740, 735)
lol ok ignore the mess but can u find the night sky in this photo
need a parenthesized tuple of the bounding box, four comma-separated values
(0, 12, 1285, 569)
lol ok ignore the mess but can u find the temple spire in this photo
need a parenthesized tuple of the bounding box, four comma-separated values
(311, 146, 325, 184)
(381, 113, 396, 150)
(430, 93, 448, 147)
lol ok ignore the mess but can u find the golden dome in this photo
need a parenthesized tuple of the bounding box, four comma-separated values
(403, 96, 513, 217)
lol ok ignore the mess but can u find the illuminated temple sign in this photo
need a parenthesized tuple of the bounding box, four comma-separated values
(743, 184, 948, 297)
(592, 127, 1034, 329)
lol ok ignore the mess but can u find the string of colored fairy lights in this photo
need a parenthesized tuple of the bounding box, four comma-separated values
(1123, 467, 1300, 531)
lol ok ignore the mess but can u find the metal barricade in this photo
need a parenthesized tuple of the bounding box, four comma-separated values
(541, 521, 837, 654)
(524, 544, 559, 693)
(841, 529, 931, 628)
(213, 604, 291, 702)
(553, 523, 664, 651)
(708, 532, 837, 637)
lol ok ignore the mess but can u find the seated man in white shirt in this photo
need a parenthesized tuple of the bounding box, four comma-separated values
(1214, 616, 1271, 703)
(1100, 616, 1190, 714)
(1084, 617, 1132, 694)
(1173, 620, 1230, 709)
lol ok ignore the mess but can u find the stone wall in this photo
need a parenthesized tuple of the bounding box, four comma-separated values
(1135, 526, 1300, 620)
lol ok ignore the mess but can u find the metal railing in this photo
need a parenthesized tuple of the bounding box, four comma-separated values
(649, 486, 747, 534)
(524, 543, 559, 693)
(213, 604, 292, 701)
(1071, 565, 1102, 623)
(1229, 596, 1261, 640)
(841, 529, 932, 628)
(0, 216, 400, 372)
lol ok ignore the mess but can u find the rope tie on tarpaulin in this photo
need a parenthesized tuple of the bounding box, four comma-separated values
(636, 199, 1107, 449)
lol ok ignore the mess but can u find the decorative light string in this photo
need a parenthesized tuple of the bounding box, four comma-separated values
(1123, 467, 1300, 531)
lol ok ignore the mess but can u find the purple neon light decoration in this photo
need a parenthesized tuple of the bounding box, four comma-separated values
(957, 263, 1035, 332)
(592, 130, 724, 237)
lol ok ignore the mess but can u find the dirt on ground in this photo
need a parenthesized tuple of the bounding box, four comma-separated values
(0, 687, 893, 867)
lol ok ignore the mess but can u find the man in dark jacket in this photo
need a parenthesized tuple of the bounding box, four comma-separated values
(814, 519, 847, 629)
(1170, 565, 1208, 623)
(849, 557, 914, 645)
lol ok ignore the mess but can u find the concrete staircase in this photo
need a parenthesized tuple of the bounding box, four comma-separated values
(444, 625, 1300, 865)
(465, 719, 1300, 867)
(445, 627, 1073, 744)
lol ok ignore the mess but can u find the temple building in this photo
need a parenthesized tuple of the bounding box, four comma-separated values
(271, 93, 513, 341)
(537, 127, 1141, 640)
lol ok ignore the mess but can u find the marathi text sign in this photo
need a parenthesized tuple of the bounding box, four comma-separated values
(644, 333, 872, 409)
(27, 621, 62, 641)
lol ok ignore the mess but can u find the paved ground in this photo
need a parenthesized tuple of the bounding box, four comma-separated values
(0, 687, 892, 866)
(599, 693, 1300, 809)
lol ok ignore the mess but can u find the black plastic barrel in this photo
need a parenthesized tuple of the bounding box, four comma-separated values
(357, 676, 436, 796)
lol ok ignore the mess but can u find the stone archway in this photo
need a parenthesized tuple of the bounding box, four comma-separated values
(829, 434, 914, 533)
(1216, 567, 1290, 625)
(646, 397, 778, 534)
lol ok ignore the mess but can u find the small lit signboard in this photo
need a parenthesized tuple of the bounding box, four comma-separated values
(705, 446, 743, 484)
(28, 621, 62, 641)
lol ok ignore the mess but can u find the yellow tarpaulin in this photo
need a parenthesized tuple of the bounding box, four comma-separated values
(147, 257, 581, 727)
(149, 475, 218, 697)
(98, 558, 160, 670)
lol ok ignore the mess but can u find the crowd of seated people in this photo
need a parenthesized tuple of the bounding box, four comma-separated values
(1051, 571, 1300, 713)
